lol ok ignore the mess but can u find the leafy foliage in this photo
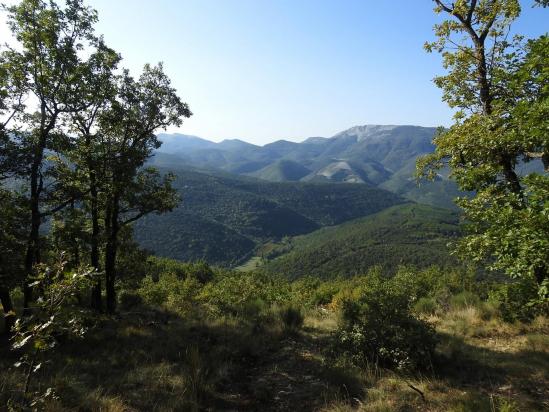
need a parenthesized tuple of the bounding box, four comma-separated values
(418, 1, 549, 299)
(333, 269, 438, 371)
(10, 256, 95, 407)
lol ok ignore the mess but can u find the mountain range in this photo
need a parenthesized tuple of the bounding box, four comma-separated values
(151, 124, 461, 210)
(132, 124, 467, 272)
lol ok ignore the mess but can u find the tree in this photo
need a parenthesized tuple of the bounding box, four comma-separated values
(62, 40, 121, 310)
(0, 190, 27, 334)
(98, 65, 190, 312)
(0, 48, 27, 334)
(2, 0, 102, 309)
(418, 1, 548, 298)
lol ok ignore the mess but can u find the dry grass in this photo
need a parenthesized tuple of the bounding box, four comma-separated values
(1, 305, 547, 411)
(321, 312, 549, 412)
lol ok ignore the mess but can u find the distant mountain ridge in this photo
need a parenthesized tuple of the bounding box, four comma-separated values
(152, 124, 461, 209)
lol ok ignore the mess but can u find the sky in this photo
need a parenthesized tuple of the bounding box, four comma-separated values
(1, 1, 548, 145)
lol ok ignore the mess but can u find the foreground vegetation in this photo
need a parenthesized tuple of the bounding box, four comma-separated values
(1, 260, 547, 410)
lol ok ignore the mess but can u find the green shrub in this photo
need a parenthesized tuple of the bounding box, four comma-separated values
(311, 282, 341, 306)
(450, 291, 481, 310)
(165, 276, 202, 314)
(139, 275, 172, 306)
(413, 297, 438, 315)
(333, 272, 437, 371)
(279, 305, 304, 332)
(199, 271, 290, 316)
(138, 272, 202, 312)
(488, 277, 543, 322)
(187, 261, 215, 284)
(118, 290, 143, 310)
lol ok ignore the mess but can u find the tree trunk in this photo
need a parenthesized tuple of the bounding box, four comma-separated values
(0, 287, 15, 336)
(104, 193, 119, 313)
(89, 169, 102, 311)
(23, 157, 42, 311)
(534, 266, 547, 287)
(23, 104, 50, 311)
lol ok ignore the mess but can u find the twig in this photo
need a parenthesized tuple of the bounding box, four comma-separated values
(408, 382, 426, 403)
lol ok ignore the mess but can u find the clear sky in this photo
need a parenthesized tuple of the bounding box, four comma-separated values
(1, 1, 548, 144)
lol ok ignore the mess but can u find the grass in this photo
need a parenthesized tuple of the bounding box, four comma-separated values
(1, 305, 548, 411)
(235, 256, 264, 272)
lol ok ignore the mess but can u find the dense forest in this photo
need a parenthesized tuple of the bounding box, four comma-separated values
(0, 0, 548, 411)
(262, 204, 462, 279)
(133, 167, 405, 264)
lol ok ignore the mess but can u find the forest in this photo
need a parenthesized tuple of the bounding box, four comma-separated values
(0, 0, 548, 411)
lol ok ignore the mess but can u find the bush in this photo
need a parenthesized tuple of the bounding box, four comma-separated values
(118, 290, 143, 310)
(187, 261, 215, 284)
(449, 291, 481, 310)
(138, 272, 202, 313)
(199, 271, 290, 316)
(413, 297, 438, 315)
(165, 276, 202, 314)
(280, 305, 304, 333)
(488, 277, 544, 322)
(333, 272, 437, 371)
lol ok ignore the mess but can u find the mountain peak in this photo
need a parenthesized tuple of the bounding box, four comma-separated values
(303, 136, 329, 144)
(218, 139, 260, 149)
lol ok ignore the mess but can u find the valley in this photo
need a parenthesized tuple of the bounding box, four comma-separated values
(134, 125, 466, 270)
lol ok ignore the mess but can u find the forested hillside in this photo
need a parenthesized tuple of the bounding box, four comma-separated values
(133, 167, 405, 264)
(262, 203, 461, 279)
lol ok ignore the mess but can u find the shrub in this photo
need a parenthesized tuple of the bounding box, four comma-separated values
(333, 272, 437, 371)
(488, 277, 544, 322)
(165, 276, 202, 314)
(311, 282, 341, 306)
(413, 297, 438, 315)
(449, 291, 481, 310)
(138, 272, 202, 313)
(118, 290, 143, 310)
(280, 305, 304, 333)
(187, 261, 215, 284)
(139, 274, 172, 306)
(199, 271, 290, 316)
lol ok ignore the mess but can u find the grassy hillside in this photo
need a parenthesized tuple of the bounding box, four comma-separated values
(263, 203, 461, 279)
(133, 168, 405, 265)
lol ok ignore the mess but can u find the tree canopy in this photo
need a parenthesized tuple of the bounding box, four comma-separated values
(418, 0, 548, 298)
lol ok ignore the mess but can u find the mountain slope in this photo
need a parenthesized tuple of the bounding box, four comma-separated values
(250, 159, 311, 182)
(132, 167, 406, 265)
(262, 203, 461, 279)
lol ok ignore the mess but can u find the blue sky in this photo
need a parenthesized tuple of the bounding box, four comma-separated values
(2, 1, 548, 144)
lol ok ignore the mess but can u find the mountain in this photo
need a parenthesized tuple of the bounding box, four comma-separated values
(132, 167, 406, 265)
(155, 125, 461, 209)
(261, 203, 461, 279)
(250, 160, 311, 182)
